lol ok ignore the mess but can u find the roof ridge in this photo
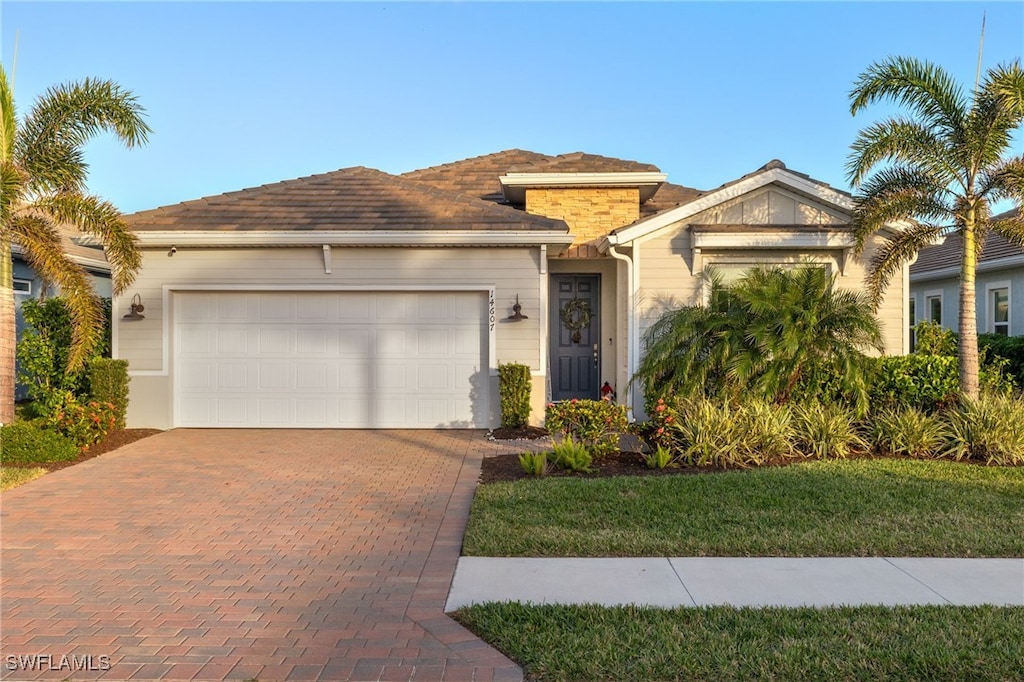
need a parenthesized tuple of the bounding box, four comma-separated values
(400, 149, 553, 177)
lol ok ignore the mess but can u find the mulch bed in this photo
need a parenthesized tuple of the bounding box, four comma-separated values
(14, 429, 163, 472)
(479, 449, 719, 484)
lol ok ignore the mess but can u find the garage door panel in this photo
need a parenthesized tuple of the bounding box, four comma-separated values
(175, 291, 487, 428)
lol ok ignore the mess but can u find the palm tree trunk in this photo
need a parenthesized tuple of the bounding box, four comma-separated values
(1, 237, 16, 424)
(959, 213, 980, 400)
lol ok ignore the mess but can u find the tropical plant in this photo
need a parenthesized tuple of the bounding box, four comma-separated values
(793, 402, 866, 459)
(847, 56, 1024, 400)
(634, 266, 883, 410)
(643, 444, 675, 470)
(868, 407, 947, 457)
(550, 435, 594, 473)
(1, 65, 150, 424)
(545, 398, 627, 457)
(940, 394, 1024, 465)
(517, 451, 549, 477)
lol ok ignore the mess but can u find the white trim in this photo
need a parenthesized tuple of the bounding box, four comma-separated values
(911, 254, 1024, 282)
(499, 171, 667, 187)
(607, 168, 857, 246)
(691, 229, 855, 250)
(924, 290, 944, 326)
(12, 278, 31, 295)
(985, 281, 1011, 336)
(539, 246, 549, 376)
(129, 230, 575, 249)
(607, 244, 635, 421)
(123, 284, 499, 378)
(904, 271, 913, 355)
(322, 245, 332, 274)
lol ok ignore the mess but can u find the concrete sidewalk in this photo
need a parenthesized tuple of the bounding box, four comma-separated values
(447, 557, 1024, 610)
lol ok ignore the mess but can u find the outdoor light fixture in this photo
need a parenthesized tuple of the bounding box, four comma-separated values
(507, 294, 528, 321)
(122, 294, 146, 321)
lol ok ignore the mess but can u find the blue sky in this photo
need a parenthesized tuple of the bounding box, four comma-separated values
(3, 2, 1023, 214)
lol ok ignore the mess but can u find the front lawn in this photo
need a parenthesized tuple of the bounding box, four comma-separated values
(463, 459, 1024, 557)
(454, 602, 1024, 681)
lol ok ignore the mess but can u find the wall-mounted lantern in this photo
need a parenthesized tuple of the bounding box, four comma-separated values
(122, 294, 146, 321)
(507, 294, 528, 321)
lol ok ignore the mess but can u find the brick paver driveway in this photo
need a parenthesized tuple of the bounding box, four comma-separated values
(1, 429, 521, 681)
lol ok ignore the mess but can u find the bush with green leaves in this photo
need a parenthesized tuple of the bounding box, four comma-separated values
(940, 395, 1024, 465)
(42, 391, 118, 450)
(17, 297, 113, 407)
(498, 363, 532, 429)
(868, 408, 946, 457)
(550, 435, 594, 473)
(913, 320, 958, 356)
(793, 402, 866, 459)
(979, 334, 1024, 386)
(87, 358, 130, 430)
(545, 399, 627, 457)
(644, 445, 675, 470)
(870, 355, 960, 413)
(633, 266, 882, 411)
(518, 452, 549, 477)
(0, 421, 78, 464)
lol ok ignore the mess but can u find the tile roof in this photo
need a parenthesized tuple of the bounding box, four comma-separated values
(126, 166, 568, 233)
(911, 209, 1024, 274)
(504, 151, 661, 174)
(12, 223, 110, 272)
(400, 149, 555, 202)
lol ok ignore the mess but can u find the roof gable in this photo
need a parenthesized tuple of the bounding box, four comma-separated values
(606, 160, 854, 246)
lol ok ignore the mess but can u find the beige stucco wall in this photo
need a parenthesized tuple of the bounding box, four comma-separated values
(116, 245, 551, 429)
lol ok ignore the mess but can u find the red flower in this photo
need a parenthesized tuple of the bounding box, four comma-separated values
(665, 416, 673, 423)
(655, 404, 666, 412)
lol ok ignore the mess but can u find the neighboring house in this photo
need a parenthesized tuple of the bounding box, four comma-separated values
(909, 208, 1023, 343)
(12, 227, 111, 400)
(116, 150, 907, 429)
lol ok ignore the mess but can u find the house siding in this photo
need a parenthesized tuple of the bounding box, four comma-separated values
(117, 246, 549, 429)
(910, 267, 1024, 337)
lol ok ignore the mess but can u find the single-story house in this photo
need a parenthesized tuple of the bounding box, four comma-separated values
(909, 208, 1023, 342)
(115, 150, 908, 429)
(12, 227, 111, 400)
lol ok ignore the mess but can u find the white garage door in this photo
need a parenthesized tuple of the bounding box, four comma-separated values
(174, 291, 488, 428)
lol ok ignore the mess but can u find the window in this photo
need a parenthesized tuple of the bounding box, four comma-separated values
(908, 296, 917, 351)
(13, 279, 31, 295)
(925, 293, 942, 325)
(989, 285, 1010, 337)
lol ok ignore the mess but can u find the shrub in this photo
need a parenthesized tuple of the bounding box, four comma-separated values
(0, 421, 78, 465)
(979, 334, 1024, 386)
(518, 452, 549, 477)
(42, 391, 118, 450)
(735, 400, 795, 463)
(644, 445, 675, 470)
(870, 355, 960, 413)
(793, 402, 866, 459)
(550, 436, 594, 473)
(913, 320, 958, 356)
(940, 395, 1024, 465)
(88, 358, 130, 430)
(669, 399, 743, 468)
(868, 408, 946, 457)
(545, 399, 628, 457)
(498, 363, 532, 429)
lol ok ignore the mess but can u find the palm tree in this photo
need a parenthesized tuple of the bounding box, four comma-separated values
(847, 56, 1024, 400)
(633, 266, 883, 410)
(1, 65, 150, 424)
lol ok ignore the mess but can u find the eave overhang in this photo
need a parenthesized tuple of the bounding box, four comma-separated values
(910, 254, 1024, 282)
(127, 230, 576, 254)
(499, 172, 667, 205)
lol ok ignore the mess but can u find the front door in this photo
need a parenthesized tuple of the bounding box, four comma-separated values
(550, 275, 600, 401)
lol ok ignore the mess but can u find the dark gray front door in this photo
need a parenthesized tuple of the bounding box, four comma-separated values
(550, 275, 600, 401)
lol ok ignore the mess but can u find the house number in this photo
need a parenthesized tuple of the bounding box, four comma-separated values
(488, 292, 496, 331)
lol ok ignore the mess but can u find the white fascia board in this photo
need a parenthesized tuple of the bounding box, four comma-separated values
(499, 172, 667, 188)
(692, 230, 856, 249)
(608, 168, 855, 246)
(910, 254, 1024, 282)
(131, 230, 576, 249)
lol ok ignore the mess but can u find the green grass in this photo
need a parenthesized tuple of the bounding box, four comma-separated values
(463, 459, 1024, 557)
(454, 602, 1024, 681)
(1, 466, 47, 491)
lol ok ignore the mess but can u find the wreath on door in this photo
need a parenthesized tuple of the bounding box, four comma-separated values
(560, 297, 592, 343)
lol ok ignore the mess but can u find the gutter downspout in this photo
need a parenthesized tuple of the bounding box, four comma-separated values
(607, 243, 636, 421)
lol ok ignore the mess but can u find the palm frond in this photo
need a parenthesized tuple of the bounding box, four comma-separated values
(849, 56, 966, 137)
(0, 66, 15, 164)
(864, 223, 944, 308)
(988, 214, 1024, 249)
(10, 214, 104, 370)
(978, 155, 1024, 207)
(35, 193, 140, 295)
(845, 118, 952, 186)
